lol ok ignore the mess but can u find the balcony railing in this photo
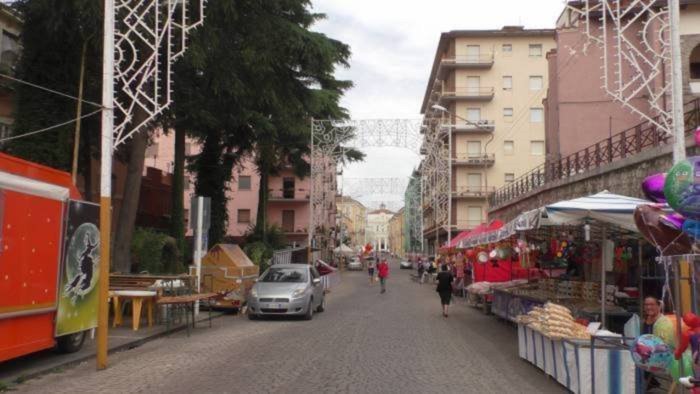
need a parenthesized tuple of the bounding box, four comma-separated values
(451, 186, 495, 198)
(439, 87, 494, 102)
(489, 98, 700, 208)
(452, 120, 495, 133)
(268, 190, 310, 202)
(453, 219, 483, 230)
(452, 153, 495, 166)
(438, 54, 494, 76)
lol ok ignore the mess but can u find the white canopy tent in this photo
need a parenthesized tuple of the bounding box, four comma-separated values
(334, 244, 354, 255)
(544, 191, 652, 233)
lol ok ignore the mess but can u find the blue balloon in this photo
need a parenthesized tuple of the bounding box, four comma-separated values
(682, 219, 700, 240)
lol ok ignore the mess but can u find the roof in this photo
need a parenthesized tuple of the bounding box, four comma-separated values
(337, 195, 366, 208)
(420, 26, 555, 114)
(368, 208, 394, 215)
(202, 244, 255, 268)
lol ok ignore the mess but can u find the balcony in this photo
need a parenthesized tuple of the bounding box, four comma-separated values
(439, 87, 494, 104)
(451, 153, 495, 167)
(268, 190, 310, 203)
(283, 228, 309, 237)
(451, 186, 495, 199)
(451, 120, 495, 134)
(453, 219, 483, 231)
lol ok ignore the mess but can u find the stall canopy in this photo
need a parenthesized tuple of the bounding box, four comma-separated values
(544, 191, 650, 232)
(442, 230, 473, 250)
(334, 244, 354, 255)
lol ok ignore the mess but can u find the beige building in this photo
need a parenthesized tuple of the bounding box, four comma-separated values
(366, 203, 394, 252)
(388, 208, 405, 257)
(420, 26, 555, 254)
(336, 196, 367, 249)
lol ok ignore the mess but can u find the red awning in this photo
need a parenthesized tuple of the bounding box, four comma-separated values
(443, 230, 472, 249)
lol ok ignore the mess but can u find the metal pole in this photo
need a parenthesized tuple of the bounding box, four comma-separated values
(673, 257, 686, 391)
(194, 196, 203, 315)
(601, 226, 607, 329)
(71, 41, 87, 184)
(96, 0, 114, 370)
(308, 118, 314, 264)
(447, 124, 452, 246)
(669, 0, 686, 164)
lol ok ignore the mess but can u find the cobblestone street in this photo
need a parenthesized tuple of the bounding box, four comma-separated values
(17, 262, 565, 393)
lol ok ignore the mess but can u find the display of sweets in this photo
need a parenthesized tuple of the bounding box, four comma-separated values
(516, 302, 590, 340)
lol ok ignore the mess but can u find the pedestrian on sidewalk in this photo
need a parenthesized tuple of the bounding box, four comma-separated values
(367, 257, 376, 285)
(377, 258, 389, 294)
(436, 264, 454, 317)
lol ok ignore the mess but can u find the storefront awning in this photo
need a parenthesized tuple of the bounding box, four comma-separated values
(544, 191, 650, 232)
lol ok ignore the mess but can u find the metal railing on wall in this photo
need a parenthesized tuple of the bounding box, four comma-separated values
(490, 98, 700, 208)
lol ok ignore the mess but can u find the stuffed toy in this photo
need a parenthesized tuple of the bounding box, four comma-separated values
(675, 312, 700, 392)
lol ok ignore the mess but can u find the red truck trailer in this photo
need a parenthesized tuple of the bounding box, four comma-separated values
(0, 152, 100, 362)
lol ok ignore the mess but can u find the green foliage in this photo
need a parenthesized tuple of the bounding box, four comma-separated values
(243, 224, 287, 273)
(131, 227, 183, 274)
(243, 242, 272, 273)
(3, 0, 102, 174)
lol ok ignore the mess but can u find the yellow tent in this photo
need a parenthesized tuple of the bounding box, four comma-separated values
(199, 244, 259, 309)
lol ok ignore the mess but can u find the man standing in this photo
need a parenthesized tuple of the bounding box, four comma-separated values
(377, 259, 389, 294)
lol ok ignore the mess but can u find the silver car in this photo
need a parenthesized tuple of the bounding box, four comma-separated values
(247, 264, 326, 320)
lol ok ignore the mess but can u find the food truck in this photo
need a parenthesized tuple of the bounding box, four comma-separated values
(0, 153, 100, 362)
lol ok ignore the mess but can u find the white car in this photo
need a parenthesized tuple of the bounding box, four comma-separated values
(399, 261, 412, 269)
(347, 258, 362, 271)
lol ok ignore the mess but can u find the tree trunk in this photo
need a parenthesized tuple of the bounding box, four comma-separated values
(256, 161, 269, 242)
(112, 108, 150, 273)
(170, 125, 186, 265)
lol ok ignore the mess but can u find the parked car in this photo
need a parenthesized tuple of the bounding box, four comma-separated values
(347, 257, 362, 271)
(399, 261, 413, 269)
(247, 264, 326, 320)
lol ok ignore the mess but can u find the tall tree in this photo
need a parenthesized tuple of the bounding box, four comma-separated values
(4, 0, 102, 190)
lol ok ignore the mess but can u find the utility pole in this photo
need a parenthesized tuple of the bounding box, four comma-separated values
(96, 0, 115, 371)
(669, 0, 686, 164)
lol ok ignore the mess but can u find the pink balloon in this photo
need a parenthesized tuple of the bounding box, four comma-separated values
(661, 213, 685, 230)
(695, 127, 700, 146)
(642, 173, 667, 203)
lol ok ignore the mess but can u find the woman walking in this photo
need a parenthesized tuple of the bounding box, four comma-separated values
(377, 259, 389, 294)
(436, 264, 454, 317)
(367, 258, 376, 285)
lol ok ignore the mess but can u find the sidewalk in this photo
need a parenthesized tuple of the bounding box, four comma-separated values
(0, 311, 225, 387)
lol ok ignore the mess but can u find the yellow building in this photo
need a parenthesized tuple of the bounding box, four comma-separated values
(336, 196, 367, 249)
(388, 208, 405, 258)
(420, 26, 555, 254)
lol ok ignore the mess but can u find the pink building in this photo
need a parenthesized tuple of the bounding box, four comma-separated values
(148, 131, 311, 246)
(545, 2, 700, 162)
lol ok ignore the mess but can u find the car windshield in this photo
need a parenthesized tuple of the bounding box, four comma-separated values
(260, 267, 308, 283)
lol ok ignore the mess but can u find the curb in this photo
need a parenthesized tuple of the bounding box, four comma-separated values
(1, 312, 228, 390)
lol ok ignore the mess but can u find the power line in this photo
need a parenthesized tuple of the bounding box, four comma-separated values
(0, 108, 101, 143)
(0, 72, 104, 108)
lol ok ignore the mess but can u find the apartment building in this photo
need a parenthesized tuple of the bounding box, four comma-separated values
(420, 26, 555, 253)
(388, 208, 405, 257)
(148, 131, 315, 248)
(0, 4, 21, 142)
(336, 196, 367, 249)
(545, 1, 700, 162)
(366, 203, 394, 252)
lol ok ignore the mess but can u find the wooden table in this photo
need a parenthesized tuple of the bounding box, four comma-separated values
(110, 290, 158, 331)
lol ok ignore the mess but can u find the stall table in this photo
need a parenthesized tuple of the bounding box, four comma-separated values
(110, 290, 157, 331)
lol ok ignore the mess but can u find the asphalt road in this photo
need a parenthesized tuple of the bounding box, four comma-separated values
(16, 261, 565, 393)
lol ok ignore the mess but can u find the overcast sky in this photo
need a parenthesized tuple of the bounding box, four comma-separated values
(311, 0, 565, 210)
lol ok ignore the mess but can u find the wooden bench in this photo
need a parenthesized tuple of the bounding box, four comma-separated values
(157, 292, 218, 336)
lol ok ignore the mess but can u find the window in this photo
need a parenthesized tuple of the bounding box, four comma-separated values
(283, 177, 295, 198)
(282, 210, 295, 232)
(467, 141, 481, 157)
(529, 44, 543, 57)
(530, 141, 545, 156)
(466, 45, 480, 62)
(502, 76, 513, 91)
(238, 209, 251, 223)
(468, 206, 483, 225)
(467, 173, 482, 188)
(503, 107, 514, 121)
(530, 108, 544, 123)
(505, 173, 515, 183)
(184, 143, 193, 155)
(502, 44, 512, 53)
(238, 176, 251, 190)
(466, 108, 481, 123)
(503, 140, 514, 155)
(691, 44, 700, 78)
(466, 76, 480, 94)
(529, 76, 543, 90)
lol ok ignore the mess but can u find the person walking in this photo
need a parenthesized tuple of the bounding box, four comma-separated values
(367, 257, 376, 285)
(377, 258, 389, 294)
(436, 264, 454, 317)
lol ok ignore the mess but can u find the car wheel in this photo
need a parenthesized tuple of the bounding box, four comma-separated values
(304, 299, 314, 320)
(316, 296, 326, 313)
(56, 331, 86, 353)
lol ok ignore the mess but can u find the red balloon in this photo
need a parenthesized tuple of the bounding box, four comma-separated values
(466, 249, 476, 258)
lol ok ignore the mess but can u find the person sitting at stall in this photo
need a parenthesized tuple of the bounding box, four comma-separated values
(643, 296, 674, 389)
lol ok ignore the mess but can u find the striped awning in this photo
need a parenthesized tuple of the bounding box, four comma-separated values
(544, 191, 651, 232)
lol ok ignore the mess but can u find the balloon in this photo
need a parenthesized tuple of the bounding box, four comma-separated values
(477, 252, 488, 264)
(489, 250, 497, 259)
(665, 157, 700, 219)
(496, 248, 507, 260)
(668, 352, 693, 381)
(466, 249, 476, 258)
(695, 127, 700, 146)
(630, 334, 674, 372)
(642, 173, 667, 203)
(661, 213, 685, 230)
(634, 205, 692, 255)
(682, 218, 700, 240)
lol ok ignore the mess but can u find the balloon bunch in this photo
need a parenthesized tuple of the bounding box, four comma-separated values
(633, 134, 700, 254)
